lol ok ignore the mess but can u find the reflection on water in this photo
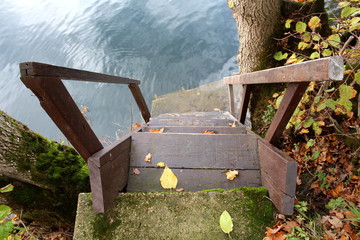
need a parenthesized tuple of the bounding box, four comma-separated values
(0, 0, 238, 141)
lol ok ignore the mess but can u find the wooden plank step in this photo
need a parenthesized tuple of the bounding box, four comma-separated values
(158, 111, 237, 120)
(148, 118, 239, 127)
(143, 126, 246, 134)
(130, 132, 259, 169)
(127, 168, 261, 192)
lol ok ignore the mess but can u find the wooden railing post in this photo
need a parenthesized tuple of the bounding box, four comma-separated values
(128, 83, 151, 123)
(238, 84, 252, 124)
(228, 84, 235, 116)
(20, 76, 103, 160)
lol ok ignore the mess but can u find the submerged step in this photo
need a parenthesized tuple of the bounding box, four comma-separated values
(74, 188, 274, 240)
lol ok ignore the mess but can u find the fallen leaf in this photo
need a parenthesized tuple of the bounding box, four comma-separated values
(219, 210, 233, 234)
(283, 221, 299, 233)
(148, 127, 165, 133)
(300, 128, 309, 134)
(213, 108, 221, 111)
(160, 166, 178, 189)
(229, 121, 237, 127)
(134, 123, 141, 129)
(176, 188, 184, 192)
(0, 184, 14, 193)
(133, 168, 141, 175)
(226, 170, 239, 180)
(144, 153, 152, 163)
(202, 130, 216, 134)
(156, 162, 165, 168)
(328, 216, 343, 229)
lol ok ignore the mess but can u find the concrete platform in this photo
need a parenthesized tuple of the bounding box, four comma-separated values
(74, 188, 273, 239)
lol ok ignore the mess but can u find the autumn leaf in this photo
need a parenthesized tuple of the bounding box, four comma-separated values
(133, 168, 141, 175)
(0, 184, 14, 193)
(202, 130, 216, 134)
(229, 121, 237, 127)
(226, 170, 239, 181)
(148, 127, 165, 133)
(160, 166, 178, 189)
(156, 162, 165, 168)
(144, 153, 152, 163)
(300, 128, 309, 134)
(175, 188, 184, 192)
(308, 16, 321, 29)
(219, 210, 233, 234)
(134, 123, 141, 129)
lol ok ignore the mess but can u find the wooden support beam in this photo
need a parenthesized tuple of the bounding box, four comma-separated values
(88, 133, 132, 213)
(265, 82, 309, 145)
(20, 77, 103, 160)
(20, 62, 140, 84)
(128, 83, 151, 123)
(224, 57, 343, 85)
(238, 84, 252, 124)
(228, 84, 235, 116)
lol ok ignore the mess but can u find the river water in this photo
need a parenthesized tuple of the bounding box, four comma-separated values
(0, 0, 238, 141)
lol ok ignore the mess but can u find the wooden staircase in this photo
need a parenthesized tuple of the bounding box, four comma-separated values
(127, 111, 260, 192)
(19, 56, 344, 217)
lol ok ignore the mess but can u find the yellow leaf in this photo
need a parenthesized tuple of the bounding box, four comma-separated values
(160, 166, 178, 189)
(300, 128, 309, 134)
(202, 130, 216, 134)
(226, 170, 239, 180)
(148, 127, 165, 133)
(144, 153, 152, 163)
(227, 0, 234, 8)
(156, 162, 165, 168)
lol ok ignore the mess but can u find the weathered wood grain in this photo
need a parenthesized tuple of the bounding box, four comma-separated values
(20, 77, 103, 160)
(265, 82, 309, 145)
(128, 83, 151, 122)
(20, 62, 140, 84)
(257, 138, 297, 215)
(144, 126, 246, 134)
(130, 133, 259, 169)
(228, 84, 235, 116)
(238, 84, 252, 124)
(88, 134, 132, 213)
(158, 111, 235, 119)
(148, 118, 239, 127)
(224, 57, 343, 85)
(127, 168, 261, 192)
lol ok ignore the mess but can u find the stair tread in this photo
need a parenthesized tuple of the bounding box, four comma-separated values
(143, 126, 246, 134)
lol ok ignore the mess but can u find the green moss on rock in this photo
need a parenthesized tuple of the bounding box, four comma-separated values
(74, 188, 274, 240)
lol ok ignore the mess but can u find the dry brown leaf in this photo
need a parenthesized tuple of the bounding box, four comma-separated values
(133, 168, 141, 175)
(148, 127, 165, 133)
(226, 170, 239, 180)
(202, 130, 216, 134)
(176, 188, 184, 192)
(283, 221, 299, 233)
(328, 216, 343, 229)
(144, 153, 152, 163)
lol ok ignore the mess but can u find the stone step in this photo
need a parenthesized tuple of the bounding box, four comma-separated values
(74, 188, 274, 240)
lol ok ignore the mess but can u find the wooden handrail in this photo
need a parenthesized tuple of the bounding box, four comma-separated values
(224, 57, 344, 146)
(224, 57, 343, 85)
(19, 62, 151, 160)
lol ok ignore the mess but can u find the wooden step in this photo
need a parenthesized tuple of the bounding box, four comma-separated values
(143, 126, 246, 134)
(158, 111, 237, 120)
(127, 132, 260, 192)
(148, 118, 239, 126)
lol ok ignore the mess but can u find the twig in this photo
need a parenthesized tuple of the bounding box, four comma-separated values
(340, 36, 354, 56)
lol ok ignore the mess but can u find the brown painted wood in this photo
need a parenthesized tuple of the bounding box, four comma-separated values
(130, 133, 259, 169)
(88, 133, 132, 213)
(128, 83, 151, 122)
(148, 118, 239, 127)
(224, 57, 343, 85)
(228, 84, 235, 116)
(257, 138, 297, 215)
(20, 62, 140, 84)
(238, 84, 252, 124)
(144, 126, 246, 134)
(20, 77, 103, 160)
(127, 168, 261, 192)
(265, 82, 309, 145)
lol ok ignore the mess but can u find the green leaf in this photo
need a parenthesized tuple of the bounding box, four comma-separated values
(339, 1, 351, 8)
(301, 32, 312, 43)
(325, 87, 335, 93)
(312, 122, 322, 135)
(339, 85, 357, 100)
(355, 72, 360, 85)
(220, 210, 233, 234)
(0, 205, 11, 219)
(273, 51, 288, 61)
(0, 221, 14, 240)
(308, 16, 321, 29)
(296, 21, 307, 33)
(310, 52, 320, 59)
(0, 184, 14, 193)
(312, 34, 321, 41)
(322, 49, 333, 57)
(285, 19, 293, 28)
(320, 41, 329, 49)
(275, 95, 284, 109)
(312, 150, 321, 159)
(303, 118, 314, 128)
(306, 139, 316, 149)
(341, 7, 359, 18)
(298, 42, 309, 50)
(327, 34, 341, 47)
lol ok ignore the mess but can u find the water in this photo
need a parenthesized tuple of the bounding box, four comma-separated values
(0, 0, 239, 141)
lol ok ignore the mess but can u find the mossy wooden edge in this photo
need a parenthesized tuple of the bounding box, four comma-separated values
(74, 187, 274, 240)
